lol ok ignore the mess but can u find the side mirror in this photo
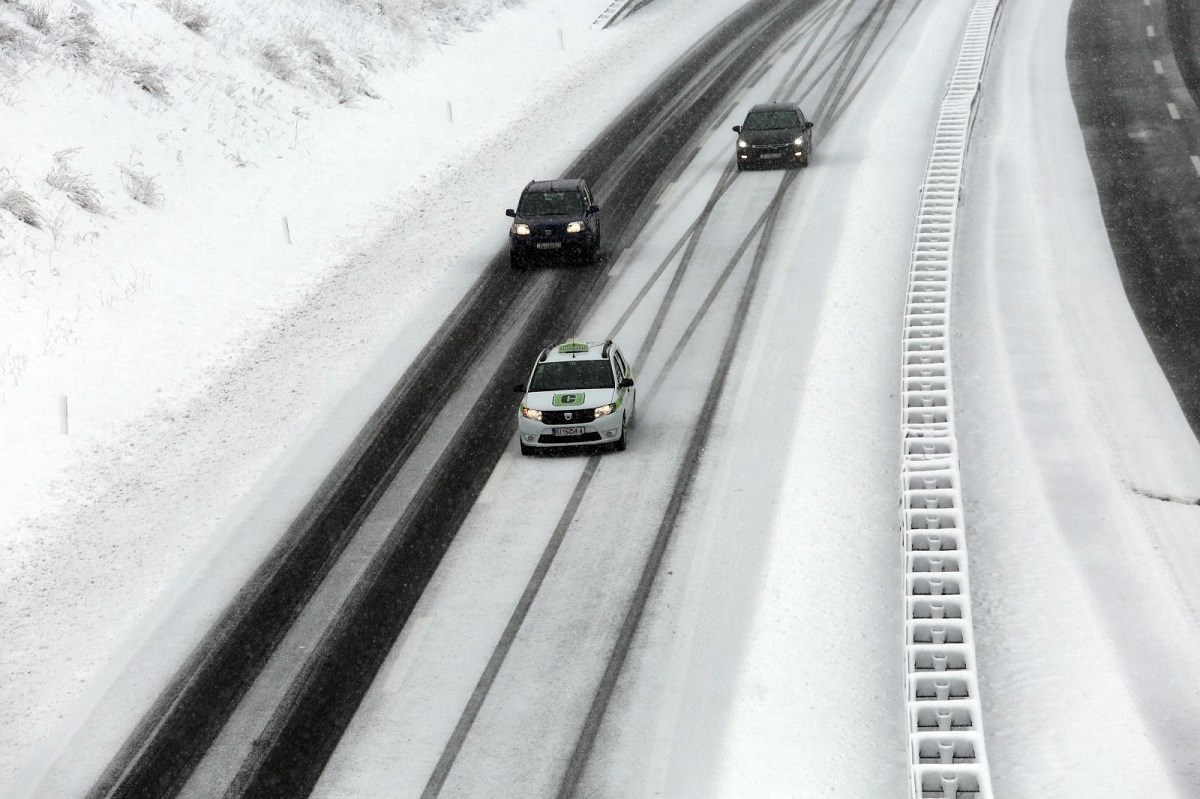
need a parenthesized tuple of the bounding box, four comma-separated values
(505, 208, 516, 217)
(731, 125, 741, 133)
(513, 383, 525, 393)
(804, 121, 814, 131)
(618, 377, 634, 388)
(588, 204, 600, 214)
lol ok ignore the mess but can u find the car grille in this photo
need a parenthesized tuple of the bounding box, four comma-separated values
(538, 432, 603, 445)
(542, 409, 597, 425)
(751, 144, 788, 151)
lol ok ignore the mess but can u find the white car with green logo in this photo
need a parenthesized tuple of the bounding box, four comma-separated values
(514, 339, 636, 455)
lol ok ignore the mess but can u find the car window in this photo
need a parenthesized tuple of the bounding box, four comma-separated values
(742, 109, 802, 130)
(613, 351, 629, 378)
(530, 360, 615, 391)
(518, 191, 583, 216)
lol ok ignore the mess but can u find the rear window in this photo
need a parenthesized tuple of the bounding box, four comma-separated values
(743, 109, 801, 130)
(530, 360, 614, 392)
(518, 191, 583, 216)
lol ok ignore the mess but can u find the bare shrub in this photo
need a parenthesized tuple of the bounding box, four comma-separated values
(45, 148, 103, 213)
(332, 73, 358, 105)
(160, 0, 212, 34)
(355, 48, 377, 71)
(22, 2, 52, 34)
(118, 162, 163, 208)
(260, 43, 296, 82)
(129, 61, 168, 99)
(292, 29, 334, 68)
(0, 20, 30, 48)
(325, 68, 375, 105)
(0, 174, 43, 228)
(59, 31, 95, 63)
(59, 5, 100, 64)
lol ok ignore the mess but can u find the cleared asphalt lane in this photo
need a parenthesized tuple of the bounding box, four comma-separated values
(1068, 0, 1200, 435)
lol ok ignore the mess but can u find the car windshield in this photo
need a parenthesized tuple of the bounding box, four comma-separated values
(529, 359, 614, 392)
(743, 109, 802, 130)
(517, 191, 583, 216)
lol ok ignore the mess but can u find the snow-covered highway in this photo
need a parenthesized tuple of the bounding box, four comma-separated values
(3, 0, 1200, 796)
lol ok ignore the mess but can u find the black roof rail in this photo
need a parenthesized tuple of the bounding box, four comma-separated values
(601, 339, 613, 359)
(537, 347, 549, 362)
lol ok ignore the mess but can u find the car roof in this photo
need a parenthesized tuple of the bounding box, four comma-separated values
(540, 340, 610, 363)
(747, 102, 803, 113)
(523, 178, 587, 194)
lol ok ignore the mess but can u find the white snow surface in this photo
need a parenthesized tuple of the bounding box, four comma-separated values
(0, 0, 765, 789)
(956, 0, 1200, 794)
(3, 0, 1200, 793)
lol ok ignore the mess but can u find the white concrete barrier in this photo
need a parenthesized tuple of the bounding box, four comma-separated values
(900, 0, 1003, 795)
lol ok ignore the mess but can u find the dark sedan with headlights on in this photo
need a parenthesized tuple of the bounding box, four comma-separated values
(733, 102, 814, 170)
(505, 178, 601, 268)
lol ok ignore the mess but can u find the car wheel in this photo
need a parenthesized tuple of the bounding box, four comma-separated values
(613, 417, 627, 452)
(736, 160, 745, 172)
(520, 442, 535, 456)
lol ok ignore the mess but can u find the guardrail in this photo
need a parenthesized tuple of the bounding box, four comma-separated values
(900, 0, 1003, 796)
(592, 0, 658, 28)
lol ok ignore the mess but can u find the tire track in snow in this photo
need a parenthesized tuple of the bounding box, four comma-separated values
(554, 172, 795, 799)
(417, 0, 917, 791)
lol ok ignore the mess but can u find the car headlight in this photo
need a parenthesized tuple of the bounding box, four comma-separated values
(793, 137, 805, 146)
(592, 403, 615, 418)
(513, 223, 531, 236)
(737, 139, 748, 149)
(566, 221, 585, 234)
(520, 406, 542, 421)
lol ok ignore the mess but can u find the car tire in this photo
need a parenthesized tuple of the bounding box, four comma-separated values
(520, 442, 535, 456)
(736, 160, 745, 172)
(613, 417, 627, 452)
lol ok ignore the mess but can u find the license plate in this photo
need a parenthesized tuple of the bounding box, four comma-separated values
(536, 242, 562, 250)
(760, 153, 782, 160)
(555, 426, 585, 436)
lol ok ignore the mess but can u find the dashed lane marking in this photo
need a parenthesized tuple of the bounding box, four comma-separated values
(1154, 59, 1164, 74)
(1147, 24, 1156, 37)
(1168, 102, 1181, 120)
(1191, 155, 1200, 176)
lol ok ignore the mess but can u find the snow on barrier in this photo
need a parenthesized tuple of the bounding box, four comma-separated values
(901, 0, 1002, 796)
(592, 0, 658, 28)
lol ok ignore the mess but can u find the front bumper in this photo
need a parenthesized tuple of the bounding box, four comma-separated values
(510, 232, 595, 255)
(518, 409, 623, 448)
(738, 146, 806, 166)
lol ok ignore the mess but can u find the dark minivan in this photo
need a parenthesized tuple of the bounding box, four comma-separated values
(733, 103, 814, 170)
(505, 179, 601, 268)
